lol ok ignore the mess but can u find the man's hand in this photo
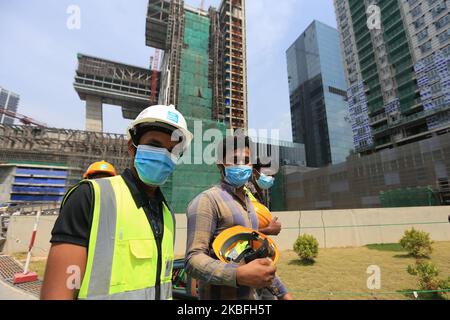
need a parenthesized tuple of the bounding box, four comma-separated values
(236, 258, 276, 289)
(260, 217, 281, 236)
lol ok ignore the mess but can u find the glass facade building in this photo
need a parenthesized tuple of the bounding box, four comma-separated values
(286, 20, 353, 167)
(0, 87, 20, 125)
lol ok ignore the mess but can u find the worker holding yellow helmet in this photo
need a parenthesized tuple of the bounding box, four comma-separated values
(185, 134, 293, 300)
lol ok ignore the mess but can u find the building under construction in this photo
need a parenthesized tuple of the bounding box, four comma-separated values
(146, 0, 248, 130)
(74, 0, 248, 133)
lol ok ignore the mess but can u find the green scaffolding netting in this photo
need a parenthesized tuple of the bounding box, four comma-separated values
(161, 12, 228, 213)
(379, 187, 439, 208)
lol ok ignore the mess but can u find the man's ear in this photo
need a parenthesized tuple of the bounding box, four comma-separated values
(128, 140, 136, 158)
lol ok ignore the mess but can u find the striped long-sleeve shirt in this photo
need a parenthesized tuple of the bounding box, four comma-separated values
(185, 181, 287, 300)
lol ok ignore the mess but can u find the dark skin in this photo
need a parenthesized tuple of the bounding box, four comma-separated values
(40, 130, 179, 300)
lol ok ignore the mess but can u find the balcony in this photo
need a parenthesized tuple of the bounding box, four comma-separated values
(370, 113, 388, 125)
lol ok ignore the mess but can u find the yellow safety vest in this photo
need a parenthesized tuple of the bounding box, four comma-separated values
(63, 176, 175, 300)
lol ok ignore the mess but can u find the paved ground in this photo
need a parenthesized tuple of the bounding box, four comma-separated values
(0, 280, 37, 300)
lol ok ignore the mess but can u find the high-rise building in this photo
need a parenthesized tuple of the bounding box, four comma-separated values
(219, 0, 248, 130)
(148, 0, 248, 131)
(0, 87, 20, 125)
(334, 0, 450, 155)
(286, 20, 354, 168)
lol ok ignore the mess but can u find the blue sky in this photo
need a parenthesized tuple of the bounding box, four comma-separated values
(0, 0, 338, 140)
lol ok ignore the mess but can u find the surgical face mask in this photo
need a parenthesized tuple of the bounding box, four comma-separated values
(134, 145, 177, 186)
(256, 173, 275, 190)
(224, 165, 253, 188)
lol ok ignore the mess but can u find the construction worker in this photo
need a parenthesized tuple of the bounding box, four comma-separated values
(185, 134, 292, 300)
(245, 162, 293, 300)
(40, 105, 193, 300)
(82, 160, 117, 180)
(246, 160, 281, 236)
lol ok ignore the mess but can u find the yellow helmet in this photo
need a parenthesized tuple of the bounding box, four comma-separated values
(251, 200, 272, 229)
(83, 160, 117, 179)
(212, 226, 279, 265)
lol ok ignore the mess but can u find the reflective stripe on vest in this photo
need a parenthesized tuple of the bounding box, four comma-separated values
(77, 176, 174, 300)
(82, 281, 172, 300)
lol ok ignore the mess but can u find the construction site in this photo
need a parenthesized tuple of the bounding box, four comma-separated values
(0, 0, 255, 213)
(1, 0, 449, 301)
(0, 0, 254, 299)
(0, 0, 306, 251)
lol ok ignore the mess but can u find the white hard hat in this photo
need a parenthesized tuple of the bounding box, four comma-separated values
(127, 105, 193, 152)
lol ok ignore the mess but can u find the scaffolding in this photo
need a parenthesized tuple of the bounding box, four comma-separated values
(209, 7, 226, 123)
(0, 125, 129, 188)
(164, 0, 185, 107)
(219, 0, 247, 130)
(161, 8, 228, 212)
(379, 187, 440, 208)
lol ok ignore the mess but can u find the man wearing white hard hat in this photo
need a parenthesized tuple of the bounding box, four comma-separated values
(41, 105, 193, 300)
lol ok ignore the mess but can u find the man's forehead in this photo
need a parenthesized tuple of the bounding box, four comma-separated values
(224, 148, 251, 163)
(140, 131, 178, 144)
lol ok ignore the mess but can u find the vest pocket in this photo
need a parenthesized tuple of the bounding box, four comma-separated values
(129, 240, 154, 259)
(126, 239, 156, 289)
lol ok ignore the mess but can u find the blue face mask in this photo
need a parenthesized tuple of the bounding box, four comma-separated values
(256, 173, 275, 190)
(224, 165, 253, 188)
(134, 145, 177, 186)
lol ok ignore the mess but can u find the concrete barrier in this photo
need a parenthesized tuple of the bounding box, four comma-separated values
(4, 215, 56, 257)
(4, 207, 450, 257)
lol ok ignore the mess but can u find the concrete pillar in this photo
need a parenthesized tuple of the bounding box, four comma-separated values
(85, 95, 103, 132)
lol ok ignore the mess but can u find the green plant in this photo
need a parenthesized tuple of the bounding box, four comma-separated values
(293, 234, 319, 262)
(407, 260, 450, 300)
(399, 228, 433, 258)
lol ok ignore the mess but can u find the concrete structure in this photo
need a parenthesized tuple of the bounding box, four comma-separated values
(74, 54, 157, 132)
(284, 130, 450, 210)
(286, 21, 354, 167)
(4, 206, 450, 257)
(0, 281, 36, 300)
(0, 87, 20, 125)
(334, 0, 450, 155)
(0, 124, 304, 213)
(0, 125, 126, 178)
(0, 163, 72, 205)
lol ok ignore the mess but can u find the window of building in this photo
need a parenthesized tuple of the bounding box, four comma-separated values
(435, 14, 449, 30)
(411, 5, 422, 17)
(417, 28, 429, 41)
(420, 40, 432, 54)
